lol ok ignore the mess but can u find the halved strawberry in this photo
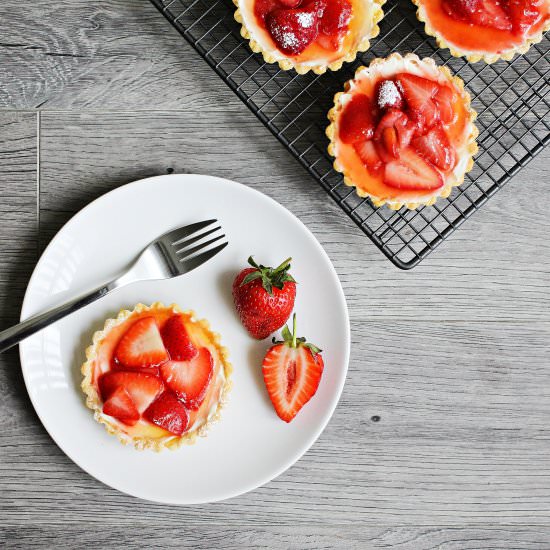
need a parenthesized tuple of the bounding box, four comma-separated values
(508, 0, 543, 36)
(103, 387, 140, 426)
(262, 314, 324, 423)
(433, 84, 456, 125)
(373, 109, 414, 162)
(384, 148, 444, 191)
(160, 348, 214, 410)
(114, 317, 169, 371)
(278, 0, 302, 7)
(412, 126, 457, 171)
(161, 315, 197, 361)
(376, 79, 404, 111)
(99, 371, 164, 414)
(442, 0, 479, 21)
(396, 73, 440, 130)
(320, 0, 352, 35)
(354, 140, 383, 175)
(266, 1, 323, 55)
(144, 392, 189, 436)
(339, 93, 375, 144)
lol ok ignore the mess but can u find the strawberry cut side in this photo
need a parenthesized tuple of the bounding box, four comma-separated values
(508, 0, 543, 36)
(384, 148, 444, 191)
(354, 140, 383, 175)
(99, 371, 164, 414)
(114, 316, 169, 370)
(262, 314, 324, 423)
(161, 314, 198, 361)
(160, 348, 214, 410)
(412, 126, 457, 172)
(320, 0, 352, 35)
(103, 387, 140, 426)
(373, 109, 414, 162)
(396, 73, 440, 130)
(144, 391, 189, 436)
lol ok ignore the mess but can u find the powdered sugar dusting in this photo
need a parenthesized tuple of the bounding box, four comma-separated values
(296, 11, 315, 29)
(377, 79, 403, 109)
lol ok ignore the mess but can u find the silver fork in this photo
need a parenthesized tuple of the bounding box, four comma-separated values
(0, 219, 227, 353)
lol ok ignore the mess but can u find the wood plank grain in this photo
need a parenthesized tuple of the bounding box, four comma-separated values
(2, 321, 550, 526)
(3, 525, 550, 549)
(38, 111, 550, 321)
(0, 112, 39, 507)
(0, 0, 230, 110)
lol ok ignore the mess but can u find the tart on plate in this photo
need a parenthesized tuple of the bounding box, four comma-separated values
(233, 0, 386, 74)
(81, 303, 232, 451)
(326, 53, 478, 210)
(413, 0, 550, 63)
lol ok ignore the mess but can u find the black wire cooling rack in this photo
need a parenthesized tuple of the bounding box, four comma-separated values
(150, 0, 550, 269)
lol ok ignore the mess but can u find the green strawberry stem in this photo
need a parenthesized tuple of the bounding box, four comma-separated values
(276, 313, 322, 355)
(241, 256, 296, 295)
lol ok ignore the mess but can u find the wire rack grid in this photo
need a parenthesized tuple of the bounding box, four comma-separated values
(150, 0, 550, 269)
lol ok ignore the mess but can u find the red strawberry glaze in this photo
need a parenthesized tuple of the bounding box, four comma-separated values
(250, 0, 368, 63)
(418, 0, 549, 55)
(333, 64, 472, 202)
(89, 308, 228, 439)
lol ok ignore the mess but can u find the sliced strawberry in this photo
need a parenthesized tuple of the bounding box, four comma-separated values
(103, 386, 140, 426)
(396, 73, 440, 130)
(473, 0, 512, 30)
(161, 314, 197, 361)
(433, 84, 456, 125)
(376, 79, 404, 111)
(114, 317, 169, 370)
(339, 93, 375, 144)
(99, 371, 164, 414)
(354, 140, 383, 175)
(373, 109, 414, 161)
(384, 148, 444, 191)
(508, 0, 543, 36)
(412, 126, 457, 171)
(266, 2, 323, 55)
(320, 0, 352, 35)
(160, 348, 214, 410)
(144, 392, 189, 436)
(262, 315, 324, 423)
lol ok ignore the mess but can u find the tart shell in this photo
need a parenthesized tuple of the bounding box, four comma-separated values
(233, 0, 386, 74)
(81, 302, 232, 452)
(412, 0, 550, 64)
(326, 53, 479, 210)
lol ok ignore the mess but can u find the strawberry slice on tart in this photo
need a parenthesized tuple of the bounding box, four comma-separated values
(413, 0, 549, 63)
(234, 0, 386, 74)
(81, 303, 232, 451)
(327, 53, 478, 210)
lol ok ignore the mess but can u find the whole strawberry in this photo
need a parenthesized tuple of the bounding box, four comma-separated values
(232, 256, 296, 339)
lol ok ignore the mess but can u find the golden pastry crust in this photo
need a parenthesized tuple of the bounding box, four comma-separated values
(326, 53, 479, 210)
(81, 302, 232, 452)
(412, 0, 550, 64)
(233, 0, 386, 74)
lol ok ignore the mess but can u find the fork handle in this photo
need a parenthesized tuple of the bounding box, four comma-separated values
(0, 283, 115, 354)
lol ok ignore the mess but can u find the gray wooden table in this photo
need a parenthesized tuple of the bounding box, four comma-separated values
(1, 1, 549, 548)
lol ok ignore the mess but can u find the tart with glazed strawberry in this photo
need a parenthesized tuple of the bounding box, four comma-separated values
(81, 303, 232, 451)
(413, 0, 550, 63)
(233, 0, 386, 74)
(327, 53, 478, 210)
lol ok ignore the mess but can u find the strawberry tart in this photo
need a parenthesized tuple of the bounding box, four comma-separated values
(81, 303, 232, 451)
(413, 0, 550, 63)
(233, 0, 386, 74)
(327, 53, 478, 210)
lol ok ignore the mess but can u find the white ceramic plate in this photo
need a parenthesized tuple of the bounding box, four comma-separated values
(19, 174, 350, 504)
